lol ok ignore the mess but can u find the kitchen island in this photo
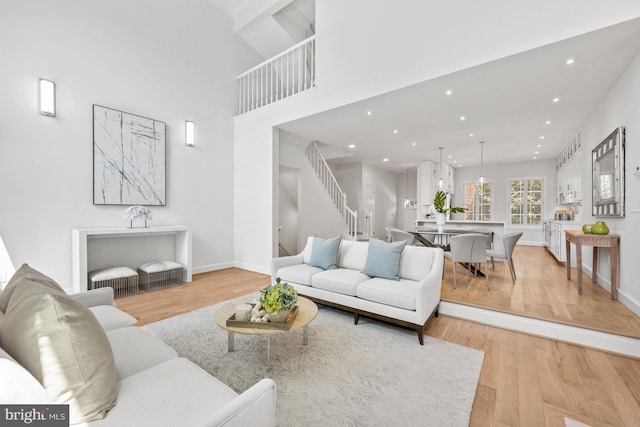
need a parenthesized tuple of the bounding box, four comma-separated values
(415, 219, 506, 254)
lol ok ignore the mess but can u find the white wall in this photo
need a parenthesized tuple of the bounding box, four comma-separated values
(0, 0, 261, 290)
(396, 170, 418, 230)
(454, 159, 558, 245)
(578, 50, 640, 314)
(362, 165, 398, 239)
(278, 166, 299, 255)
(334, 163, 363, 231)
(234, 1, 640, 273)
(278, 139, 345, 251)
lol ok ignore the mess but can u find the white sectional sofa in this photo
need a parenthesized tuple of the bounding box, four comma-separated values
(272, 237, 444, 344)
(0, 264, 276, 426)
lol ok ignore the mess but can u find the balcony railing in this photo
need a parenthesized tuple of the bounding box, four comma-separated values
(237, 35, 316, 114)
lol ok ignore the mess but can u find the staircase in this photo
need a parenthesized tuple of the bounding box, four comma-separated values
(305, 141, 358, 240)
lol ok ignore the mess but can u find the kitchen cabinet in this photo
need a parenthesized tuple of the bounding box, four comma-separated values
(418, 160, 456, 208)
(546, 220, 582, 266)
(556, 130, 583, 204)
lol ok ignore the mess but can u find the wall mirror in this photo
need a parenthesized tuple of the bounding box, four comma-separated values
(592, 126, 625, 217)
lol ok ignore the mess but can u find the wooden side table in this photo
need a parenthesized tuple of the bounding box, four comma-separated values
(565, 230, 620, 299)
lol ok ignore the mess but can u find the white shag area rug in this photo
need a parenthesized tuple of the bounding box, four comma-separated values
(143, 297, 484, 427)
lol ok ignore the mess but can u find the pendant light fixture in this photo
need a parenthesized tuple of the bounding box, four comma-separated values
(478, 141, 486, 184)
(438, 147, 444, 189)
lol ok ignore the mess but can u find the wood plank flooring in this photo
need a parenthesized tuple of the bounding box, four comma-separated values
(440, 245, 640, 338)
(116, 268, 640, 426)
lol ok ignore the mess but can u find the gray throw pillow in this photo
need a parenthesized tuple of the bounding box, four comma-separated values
(0, 263, 65, 313)
(362, 238, 407, 280)
(308, 236, 342, 270)
(2, 273, 118, 424)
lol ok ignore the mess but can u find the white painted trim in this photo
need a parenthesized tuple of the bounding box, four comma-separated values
(233, 262, 271, 275)
(192, 262, 235, 275)
(439, 301, 640, 358)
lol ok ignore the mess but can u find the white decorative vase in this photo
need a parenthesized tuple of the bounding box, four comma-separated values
(269, 309, 291, 323)
(435, 213, 446, 234)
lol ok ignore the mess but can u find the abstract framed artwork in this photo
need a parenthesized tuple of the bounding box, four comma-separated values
(93, 105, 166, 206)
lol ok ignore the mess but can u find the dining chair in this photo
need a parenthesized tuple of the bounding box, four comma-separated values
(469, 228, 493, 249)
(486, 232, 523, 284)
(385, 227, 416, 245)
(443, 233, 490, 289)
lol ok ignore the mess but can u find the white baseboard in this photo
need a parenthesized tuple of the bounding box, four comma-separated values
(581, 264, 640, 316)
(439, 301, 640, 358)
(192, 262, 234, 275)
(519, 240, 545, 247)
(232, 262, 271, 276)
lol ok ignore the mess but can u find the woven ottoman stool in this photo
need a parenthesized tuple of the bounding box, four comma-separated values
(137, 261, 184, 291)
(88, 267, 138, 299)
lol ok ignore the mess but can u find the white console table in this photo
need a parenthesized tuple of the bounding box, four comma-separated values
(72, 226, 192, 293)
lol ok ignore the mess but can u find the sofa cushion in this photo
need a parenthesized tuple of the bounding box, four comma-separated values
(362, 238, 406, 281)
(398, 245, 435, 281)
(276, 264, 323, 286)
(87, 358, 240, 427)
(0, 263, 65, 313)
(308, 236, 342, 270)
(107, 326, 178, 379)
(337, 239, 369, 270)
(311, 268, 370, 296)
(0, 347, 50, 404)
(90, 305, 137, 331)
(2, 281, 118, 424)
(356, 278, 418, 310)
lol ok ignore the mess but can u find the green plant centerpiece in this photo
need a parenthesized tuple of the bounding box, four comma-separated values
(431, 190, 466, 233)
(259, 278, 298, 321)
(432, 190, 466, 215)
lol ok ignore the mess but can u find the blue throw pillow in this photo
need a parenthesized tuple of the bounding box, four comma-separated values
(308, 236, 342, 270)
(362, 238, 406, 281)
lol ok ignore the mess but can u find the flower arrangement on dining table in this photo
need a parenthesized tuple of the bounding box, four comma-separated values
(249, 278, 298, 322)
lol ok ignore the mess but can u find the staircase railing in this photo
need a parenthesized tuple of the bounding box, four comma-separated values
(237, 35, 316, 114)
(305, 142, 357, 240)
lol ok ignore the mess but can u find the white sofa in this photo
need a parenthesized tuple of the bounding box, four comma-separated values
(0, 264, 276, 426)
(272, 237, 443, 344)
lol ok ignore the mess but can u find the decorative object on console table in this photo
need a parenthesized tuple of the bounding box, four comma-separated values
(93, 104, 166, 206)
(432, 190, 466, 233)
(591, 221, 609, 235)
(123, 205, 152, 228)
(582, 224, 593, 234)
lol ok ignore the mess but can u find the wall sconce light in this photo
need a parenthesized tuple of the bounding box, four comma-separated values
(38, 78, 56, 117)
(185, 121, 195, 147)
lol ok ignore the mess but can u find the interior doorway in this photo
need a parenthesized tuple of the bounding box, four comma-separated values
(278, 166, 300, 256)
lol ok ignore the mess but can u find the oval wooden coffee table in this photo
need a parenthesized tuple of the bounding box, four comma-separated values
(215, 296, 318, 360)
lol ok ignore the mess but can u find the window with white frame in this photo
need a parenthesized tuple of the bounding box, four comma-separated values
(463, 181, 493, 221)
(509, 177, 544, 225)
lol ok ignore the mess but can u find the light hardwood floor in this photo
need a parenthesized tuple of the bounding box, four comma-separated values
(441, 245, 640, 338)
(115, 267, 640, 427)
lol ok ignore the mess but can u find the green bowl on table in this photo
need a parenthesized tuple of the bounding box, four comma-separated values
(582, 224, 593, 234)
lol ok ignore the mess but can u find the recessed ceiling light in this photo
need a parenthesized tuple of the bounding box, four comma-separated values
(411, 142, 416, 146)
(566, 58, 575, 65)
(348, 144, 356, 149)
(446, 90, 453, 96)
(533, 156, 537, 160)
(540, 136, 545, 139)
(553, 97, 560, 103)
(469, 133, 474, 137)
(537, 144, 541, 148)
(535, 151, 539, 154)
(545, 120, 551, 125)
(367, 111, 372, 116)
(393, 129, 398, 134)
(448, 155, 452, 159)
(460, 116, 466, 121)
(383, 158, 389, 162)
(453, 160, 457, 163)
(459, 164, 463, 167)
